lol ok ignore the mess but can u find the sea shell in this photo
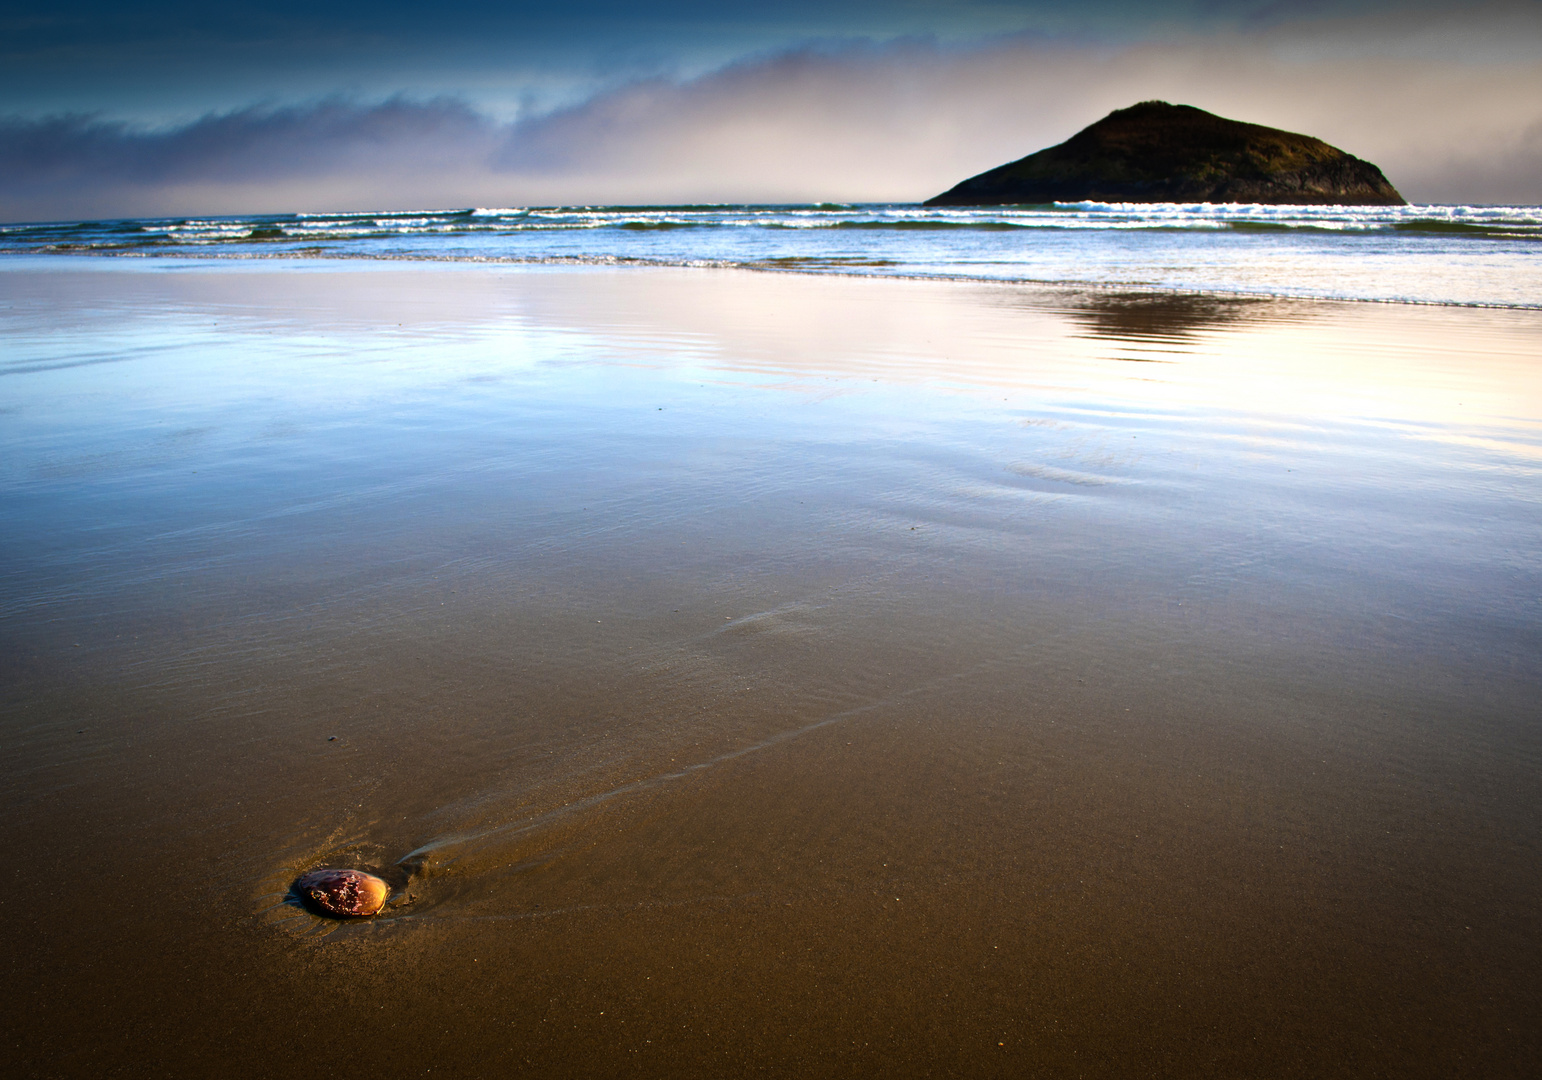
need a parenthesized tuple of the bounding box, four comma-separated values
(294, 868, 390, 918)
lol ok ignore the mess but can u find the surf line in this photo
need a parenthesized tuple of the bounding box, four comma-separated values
(393, 645, 1036, 876)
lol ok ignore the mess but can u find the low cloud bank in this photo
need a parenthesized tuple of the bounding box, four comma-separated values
(0, 99, 500, 220)
(4, 35, 1540, 221)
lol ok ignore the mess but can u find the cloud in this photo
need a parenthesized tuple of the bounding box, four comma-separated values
(495, 32, 1542, 206)
(0, 98, 500, 219)
(3, 27, 1540, 221)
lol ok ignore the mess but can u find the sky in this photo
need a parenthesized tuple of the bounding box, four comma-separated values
(1, 0, 1540, 219)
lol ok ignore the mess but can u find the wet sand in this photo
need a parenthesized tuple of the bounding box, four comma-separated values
(2, 260, 1540, 1077)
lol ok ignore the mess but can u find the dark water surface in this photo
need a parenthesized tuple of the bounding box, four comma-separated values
(2, 259, 1540, 1077)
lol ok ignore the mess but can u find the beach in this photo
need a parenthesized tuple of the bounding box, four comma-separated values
(2, 257, 1540, 1077)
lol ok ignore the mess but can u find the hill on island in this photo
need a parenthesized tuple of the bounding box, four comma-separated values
(925, 101, 1405, 206)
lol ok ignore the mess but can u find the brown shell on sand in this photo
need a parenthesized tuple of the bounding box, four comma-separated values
(294, 868, 390, 918)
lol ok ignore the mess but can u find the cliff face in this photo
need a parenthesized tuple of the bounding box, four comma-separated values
(924, 101, 1406, 207)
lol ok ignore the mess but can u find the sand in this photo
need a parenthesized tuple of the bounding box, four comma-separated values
(2, 259, 1539, 1077)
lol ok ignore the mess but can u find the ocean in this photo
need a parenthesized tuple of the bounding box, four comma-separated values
(4, 201, 1540, 306)
(2, 204, 1540, 1078)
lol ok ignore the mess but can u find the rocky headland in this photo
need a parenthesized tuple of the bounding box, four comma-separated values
(925, 101, 1405, 206)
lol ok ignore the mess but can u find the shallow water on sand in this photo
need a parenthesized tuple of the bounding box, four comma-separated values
(2, 259, 1540, 1078)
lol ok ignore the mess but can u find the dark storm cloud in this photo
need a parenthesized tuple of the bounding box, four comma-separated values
(0, 0, 1457, 119)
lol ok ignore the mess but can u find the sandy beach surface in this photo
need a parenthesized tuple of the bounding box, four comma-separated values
(2, 259, 1539, 1078)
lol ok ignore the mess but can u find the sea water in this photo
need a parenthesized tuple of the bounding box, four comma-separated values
(3, 201, 1539, 307)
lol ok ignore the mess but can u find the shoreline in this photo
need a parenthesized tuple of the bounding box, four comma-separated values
(3, 248, 1541, 311)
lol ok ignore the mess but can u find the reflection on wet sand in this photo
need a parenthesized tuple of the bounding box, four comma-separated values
(1061, 291, 1281, 345)
(2, 260, 1540, 1078)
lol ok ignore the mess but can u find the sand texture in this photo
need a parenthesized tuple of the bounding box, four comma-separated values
(2, 262, 1539, 1078)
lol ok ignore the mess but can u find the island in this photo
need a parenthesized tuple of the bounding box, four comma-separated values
(924, 101, 1405, 206)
